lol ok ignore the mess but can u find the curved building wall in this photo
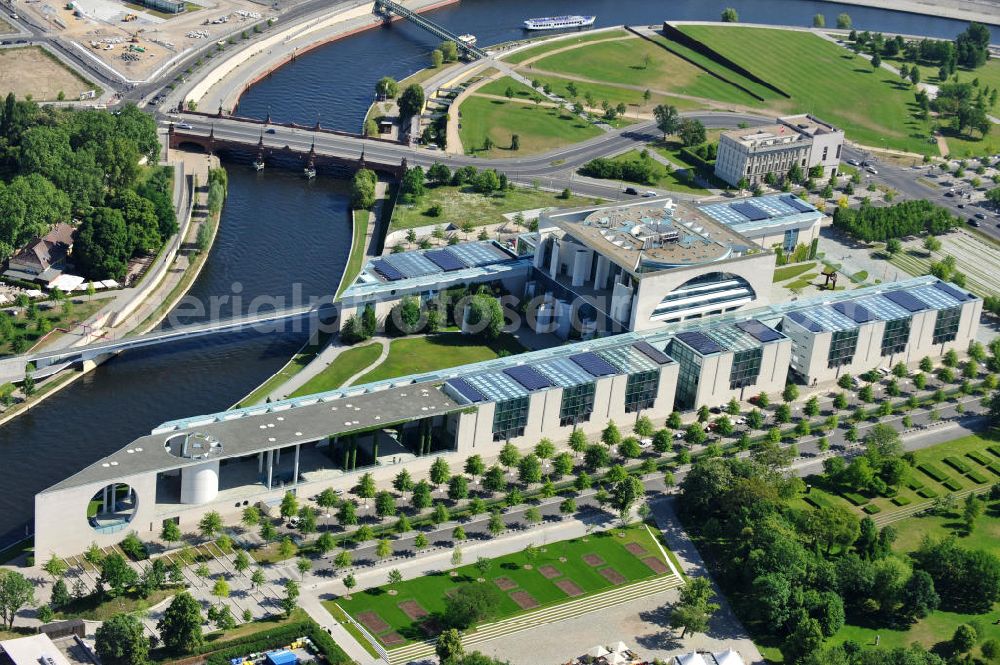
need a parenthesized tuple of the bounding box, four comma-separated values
(180, 460, 220, 505)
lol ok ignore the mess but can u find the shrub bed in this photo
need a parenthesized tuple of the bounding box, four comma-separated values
(905, 478, 925, 491)
(891, 496, 912, 507)
(966, 469, 989, 484)
(194, 619, 351, 665)
(966, 450, 991, 466)
(988, 463, 1000, 476)
(917, 463, 949, 483)
(842, 492, 869, 506)
(803, 495, 831, 510)
(987, 445, 1000, 458)
(942, 478, 964, 491)
(917, 487, 939, 499)
(943, 456, 972, 473)
(863, 504, 882, 514)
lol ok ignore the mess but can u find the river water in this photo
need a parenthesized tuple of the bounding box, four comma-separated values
(0, 0, 987, 544)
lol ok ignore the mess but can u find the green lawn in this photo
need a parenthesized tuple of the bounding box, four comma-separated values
(338, 209, 370, 298)
(676, 25, 1000, 156)
(3, 299, 106, 357)
(290, 342, 383, 397)
(235, 332, 335, 407)
(504, 29, 630, 64)
(354, 332, 524, 384)
(334, 525, 672, 647)
(389, 183, 598, 232)
(772, 261, 817, 282)
(528, 36, 761, 107)
(54, 587, 178, 621)
(476, 76, 538, 100)
(458, 96, 603, 157)
(790, 433, 1000, 521)
(529, 73, 705, 113)
(596, 149, 709, 195)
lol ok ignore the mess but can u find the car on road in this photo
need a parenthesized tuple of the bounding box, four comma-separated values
(624, 187, 638, 195)
(642, 190, 657, 197)
(957, 203, 965, 208)
(265, 128, 276, 134)
(847, 159, 861, 166)
(866, 166, 878, 174)
(176, 122, 193, 129)
(975, 212, 986, 220)
(968, 218, 981, 227)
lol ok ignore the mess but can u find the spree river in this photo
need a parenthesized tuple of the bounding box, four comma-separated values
(0, 0, 987, 544)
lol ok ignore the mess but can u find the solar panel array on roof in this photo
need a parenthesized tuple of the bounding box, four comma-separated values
(503, 365, 553, 391)
(633, 340, 672, 365)
(832, 301, 875, 323)
(933, 281, 972, 302)
(598, 345, 658, 374)
(425, 249, 464, 272)
(571, 352, 619, 377)
(883, 290, 928, 312)
(464, 372, 526, 401)
(446, 378, 485, 403)
(736, 319, 782, 343)
(781, 194, 813, 213)
(676, 331, 725, 355)
(787, 311, 823, 332)
(731, 202, 770, 222)
(371, 259, 404, 281)
(384, 252, 439, 278)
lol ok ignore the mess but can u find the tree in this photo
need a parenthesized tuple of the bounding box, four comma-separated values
(96, 614, 149, 665)
(375, 76, 398, 99)
(430, 48, 444, 68)
(465, 294, 503, 339)
(211, 578, 230, 601)
(837, 12, 852, 28)
(783, 616, 824, 664)
(50, 578, 70, 609)
(443, 583, 503, 629)
(518, 454, 542, 485)
(157, 592, 203, 654)
(953, 623, 978, 653)
(611, 475, 645, 521)
(669, 577, 719, 638)
(250, 568, 266, 591)
(75, 207, 130, 280)
(398, 84, 425, 120)
(653, 104, 680, 138)
(98, 554, 138, 598)
(198, 511, 223, 539)
(488, 510, 505, 537)
(281, 580, 299, 617)
(350, 168, 377, 209)
(280, 491, 299, 519)
(901, 569, 939, 620)
(677, 118, 706, 147)
(440, 40, 458, 62)
(871, 52, 882, 69)
(813, 13, 825, 27)
(437, 628, 465, 663)
(721, 7, 738, 22)
(535, 438, 556, 461)
(498, 442, 520, 471)
(357, 472, 377, 505)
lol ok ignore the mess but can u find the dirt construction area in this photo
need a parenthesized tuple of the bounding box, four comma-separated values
(0, 46, 97, 100)
(18, 0, 275, 80)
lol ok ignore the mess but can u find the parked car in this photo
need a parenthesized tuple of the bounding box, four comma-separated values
(642, 190, 657, 197)
(968, 218, 981, 227)
(975, 212, 986, 220)
(866, 166, 879, 174)
(265, 128, 276, 134)
(624, 187, 638, 195)
(847, 159, 860, 166)
(176, 122, 193, 129)
(957, 203, 965, 208)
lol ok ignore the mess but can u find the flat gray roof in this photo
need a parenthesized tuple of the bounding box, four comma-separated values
(44, 384, 463, 492)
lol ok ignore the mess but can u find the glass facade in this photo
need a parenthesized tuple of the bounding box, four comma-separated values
(880, 317, 911, 357)
(671, 342, 702, 410)
(559, 382, 596, 426)
(932, 307, 962, 344)
(783, 228, 800, 253)
(492, 397, 529, 441)
(827, 329, 859, 369)
(729, 348, 763, 389)
(625, 370, 660, 413)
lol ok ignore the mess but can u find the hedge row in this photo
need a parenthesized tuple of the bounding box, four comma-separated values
(906, 478, 925, 491)
(843, 492, 869, 506)
(195, 619, 350, 665)
(863, 505, 882, 515)
(987, 463, 1000, 477)
(918, 463, 949, 483)
(987, 445, 1000, 458)
(803, 494, 831, 510)
(942, 478, 964, 492)
(966, 450, 991, 466)
(943, 456, 972, 474)
(891, 496, 912, 507)
(966, 469, 989, 484)
(917, 488, 939, 499)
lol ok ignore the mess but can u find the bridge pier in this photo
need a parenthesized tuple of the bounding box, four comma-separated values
(81, 352, 117, 374)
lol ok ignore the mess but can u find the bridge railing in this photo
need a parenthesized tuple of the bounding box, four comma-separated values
(373, 0, 488, 59)
(178, 110, 407, 146)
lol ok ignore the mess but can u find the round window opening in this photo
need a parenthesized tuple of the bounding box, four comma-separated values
(87, 483, 138, 534)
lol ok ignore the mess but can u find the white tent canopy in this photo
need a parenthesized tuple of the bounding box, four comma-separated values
(712, 650, 745, 665)
(587, 646, 611, 658)
(675, 653, 708, 665)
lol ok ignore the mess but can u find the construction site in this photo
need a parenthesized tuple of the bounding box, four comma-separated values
(12, 0, 275, 80)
